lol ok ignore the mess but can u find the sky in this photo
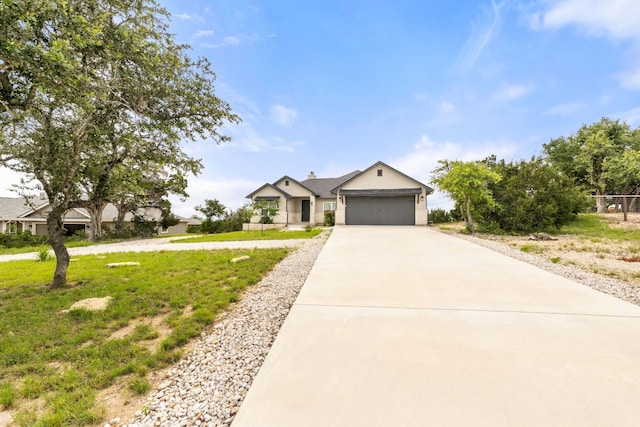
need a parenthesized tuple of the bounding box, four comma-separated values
(2, 0, 640, 217)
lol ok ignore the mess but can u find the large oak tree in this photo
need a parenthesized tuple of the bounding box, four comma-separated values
(0, 0, 239, 287)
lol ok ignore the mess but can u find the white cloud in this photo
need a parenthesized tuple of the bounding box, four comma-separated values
(531, 0, 640, 90)
(616, 106, 640, 126)
(616, 62, 640, 90)
(170, 176, 261, 217)
(225, 121, 297, 153)
(175, 13, 204, 23)
(201, 33, 260, 49)
(391, 134, 517, 210)
(492, 83, 532, 102)
(538, 0, 640, 40)
(0, 168, 34, 197)
(440, 101, 456, 113)
(455, 0, 506, 72)
(269, 104, 299, 126)
(192, 30, 215, 39)
(543, 102, 585, 115)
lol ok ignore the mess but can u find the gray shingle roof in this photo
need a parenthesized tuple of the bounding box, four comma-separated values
(0, 195, 48, 219)
(299, 170, 361, 198)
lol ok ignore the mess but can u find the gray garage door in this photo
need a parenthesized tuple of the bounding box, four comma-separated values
(346, 196, 415, 225)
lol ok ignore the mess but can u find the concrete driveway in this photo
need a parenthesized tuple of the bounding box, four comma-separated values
(232, 226, 640, 427)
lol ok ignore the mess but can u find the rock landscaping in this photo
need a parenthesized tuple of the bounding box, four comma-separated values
(111, 232, 329, 427)
(108, 225, 640, 427)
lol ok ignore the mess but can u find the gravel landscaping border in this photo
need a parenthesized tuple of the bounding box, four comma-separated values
(448, 230, 640, 307)
(112, 231, 330, 427)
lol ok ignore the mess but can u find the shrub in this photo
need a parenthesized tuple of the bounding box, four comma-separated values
(0, 230, 49, 248)
(428, 208, 458, 224)
(324, 210, 335, 226)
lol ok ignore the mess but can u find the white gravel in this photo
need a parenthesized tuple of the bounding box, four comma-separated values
(450, 231, 640, 306)
(111, 231, 329, 427)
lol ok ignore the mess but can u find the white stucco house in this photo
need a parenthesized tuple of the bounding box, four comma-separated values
(245, 161, 434, 227)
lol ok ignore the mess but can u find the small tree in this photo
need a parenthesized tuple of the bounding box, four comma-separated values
(195, 199, 227, 234)
(431, 160, 501, 232)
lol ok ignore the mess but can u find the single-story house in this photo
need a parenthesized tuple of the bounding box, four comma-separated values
(0, 194, 191, 236)
(245, 161, 434, 227)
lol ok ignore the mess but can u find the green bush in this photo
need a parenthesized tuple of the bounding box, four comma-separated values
(324, 210, 335, 226)
(429, 208, 461, 224)
(0, 230, 49, 248)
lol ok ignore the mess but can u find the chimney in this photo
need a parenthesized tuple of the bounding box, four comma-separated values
(308, 171, 316, 179)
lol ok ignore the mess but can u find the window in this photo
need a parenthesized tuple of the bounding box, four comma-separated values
(285, 180, 289, 186)
(323, 202, 337, 212)
(161, 225, 169, 234)
(377, 169, 383, 176)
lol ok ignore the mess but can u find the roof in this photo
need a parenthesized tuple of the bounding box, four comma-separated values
(0, 195, 49, 219)
(246, 183, 293, 199)
(339, 188, 423, 196)
(331, 161, 434, 195)
(299, 170, 361, 198)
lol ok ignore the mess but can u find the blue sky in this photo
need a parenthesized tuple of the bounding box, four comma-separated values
(2, 0, 640, 217)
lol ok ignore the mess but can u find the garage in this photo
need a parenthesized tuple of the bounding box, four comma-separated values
(345, 194, 415, 225)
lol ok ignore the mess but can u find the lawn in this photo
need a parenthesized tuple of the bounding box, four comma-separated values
(173, 228, 323, 243)
(0, 240, 95, 256)
(0, 248, 288, 426)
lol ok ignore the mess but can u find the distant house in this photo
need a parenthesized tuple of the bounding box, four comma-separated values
(0, 195, 190, 236)
(245, 161, 434, 227)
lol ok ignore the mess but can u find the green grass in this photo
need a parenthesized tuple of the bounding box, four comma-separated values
(519, 244, 546, 254)
(559, 214, 640, 242)
(0, 248, 288, 425)
(0, 239, 95, 256)
(173, 228, 323, 243)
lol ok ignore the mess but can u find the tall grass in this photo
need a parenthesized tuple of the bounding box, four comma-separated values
(560, 214, 640, 242)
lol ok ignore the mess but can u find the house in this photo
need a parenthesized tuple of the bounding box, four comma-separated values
(0, 195, 191, 236)
(245, 161, 434, 228)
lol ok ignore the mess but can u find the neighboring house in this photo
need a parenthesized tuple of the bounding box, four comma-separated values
(0, 195, 190, 236)
(246, 161, 434, 227)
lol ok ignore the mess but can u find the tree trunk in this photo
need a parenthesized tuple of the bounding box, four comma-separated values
(86, 202, 107, 241)
(47, 213, 70, 288)
(465, 197, 475, 233)
(595, 197, 608, 213)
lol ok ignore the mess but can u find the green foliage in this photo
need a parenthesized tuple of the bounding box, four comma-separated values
(128, 377, 150, 395)
(561, 214, 640, 241)
(196, 204, 252, 234)
(195, 199, 227, 221)
(36, 247, 51, 262)
(431, 160, 501, 232)
(0, 383, 15, 409)
(519, 244, 546, 254)
(484, 157, 589, 232)
(324, 210, 335, 226)
(428, 208, 461, 224)
(0, 0, 239, 286)
(0, 230, 49, 249)
(253, 200, 279, 224)
(304, 224, 314, 232)
(0, 248, 287, 425)
(543, 117, 640, 211)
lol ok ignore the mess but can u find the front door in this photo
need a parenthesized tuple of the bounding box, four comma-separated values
(301, 200, 310, 222)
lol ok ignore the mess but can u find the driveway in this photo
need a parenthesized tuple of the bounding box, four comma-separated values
(0, 236, 306, 263)
(232, 226, 640, 427)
